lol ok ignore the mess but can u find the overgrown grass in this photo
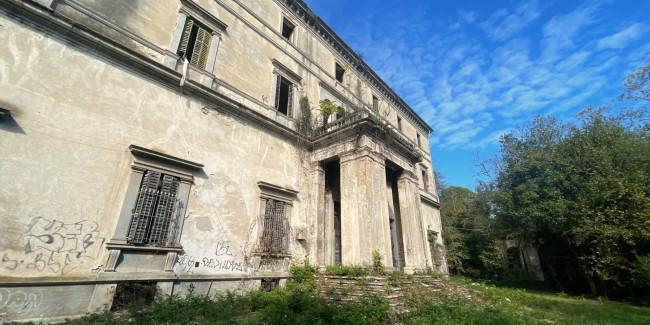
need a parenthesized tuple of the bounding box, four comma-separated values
(16, 267, 648, 325)
(324, 264, 369, 277)
(399, 277, 650, 324)
(59, 289, 389, 325)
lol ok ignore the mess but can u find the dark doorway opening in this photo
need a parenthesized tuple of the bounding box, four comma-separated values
(325, 160, 341, 265)
(386, 163, 405, 269)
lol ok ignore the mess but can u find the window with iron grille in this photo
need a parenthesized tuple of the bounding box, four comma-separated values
(177, 18, 212, 69)
(126, 170, 180, 246)
(259, 199, 289, 255)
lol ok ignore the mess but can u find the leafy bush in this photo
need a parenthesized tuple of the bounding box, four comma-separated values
(372, 249, 385, 274)
(325, 264, 369, 277)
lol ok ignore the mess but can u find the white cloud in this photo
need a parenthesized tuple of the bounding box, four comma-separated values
(540, 3, 599, 62)
(480, 0, 541, 42)
(340, 0, 647, 153)
(458, 10, 477, 23)
(596, 23, 645, 50)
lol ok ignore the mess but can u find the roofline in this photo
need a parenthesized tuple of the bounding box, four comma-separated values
(282, 0, 434, 135)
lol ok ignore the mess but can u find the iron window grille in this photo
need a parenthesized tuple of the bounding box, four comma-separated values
(126, 170, 180, 246)
(259, 199, 290, 255)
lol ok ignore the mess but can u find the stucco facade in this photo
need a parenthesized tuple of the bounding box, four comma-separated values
(0, 0, 446, 322)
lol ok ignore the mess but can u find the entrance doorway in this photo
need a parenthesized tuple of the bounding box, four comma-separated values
(386, 164, 405, 269)
(325, 160, 341, 265)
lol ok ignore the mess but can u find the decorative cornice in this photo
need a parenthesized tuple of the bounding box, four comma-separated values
(106, 242, 183, 252)
(181, 0, 228, 33)
(258, 181, 299, 201)
(272, 59, 302, 85)
(130, 145, 204, 170)
(421, 192, 441, 208)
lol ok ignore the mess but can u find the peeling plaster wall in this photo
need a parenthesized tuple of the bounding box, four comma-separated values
(421, 201, 447, 273)
(0, 0, 442, 321)
(0, 11, 308, 280)
(76, 0, 180, 49)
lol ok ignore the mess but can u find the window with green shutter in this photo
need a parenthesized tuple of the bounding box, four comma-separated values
(177, 18, 212, 70)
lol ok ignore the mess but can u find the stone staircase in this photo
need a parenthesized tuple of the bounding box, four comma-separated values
(318, 275, 409, 310)
(318, 274, 466, 313)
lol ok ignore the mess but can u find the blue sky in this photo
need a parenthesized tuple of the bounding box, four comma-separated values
(303, 0, 650, 189)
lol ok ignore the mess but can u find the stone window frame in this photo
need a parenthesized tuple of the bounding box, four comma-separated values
(270, 60, 302, 119)
(254, 182, 298, 258)
(165, 0, 227, 73)
(372, 94, 379, 112)
(105, 145, 203, 272)
(420, 165, 430, 192)
(280, 13, 297, 44)
(335, 62, 345, 84)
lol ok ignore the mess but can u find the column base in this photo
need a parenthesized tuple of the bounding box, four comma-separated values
(403, 266, 417, 275)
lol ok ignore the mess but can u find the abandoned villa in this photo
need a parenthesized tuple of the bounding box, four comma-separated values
(0, 0, 446, 322)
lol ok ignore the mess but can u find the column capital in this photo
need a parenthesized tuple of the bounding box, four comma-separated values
(339, 149, 385, 165)
(338, 151, 357, 164)
(398, 170, 418, 183)
(310, 161, 325, 172)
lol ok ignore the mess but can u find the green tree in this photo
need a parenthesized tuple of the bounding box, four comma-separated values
(440, 185, 509, 279)
(494, 107, 650, 299)
(621, 60, 650, 103)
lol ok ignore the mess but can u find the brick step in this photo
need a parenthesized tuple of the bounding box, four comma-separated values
(323, 293, 404, 299)
(321, 279, 391, 284)
(321, 283, 390, 288)
(320, 290, 404, 297)
(320, 288, 401, 294)
(323, 297, 404, 305)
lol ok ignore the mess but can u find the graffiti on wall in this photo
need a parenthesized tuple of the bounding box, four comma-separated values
(175, 241, 250, 273)
(257, 257, 287, 272)
(0, 288, 43, 314)
(0, 216, 105, 275)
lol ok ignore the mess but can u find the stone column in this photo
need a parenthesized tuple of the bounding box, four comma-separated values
(397, 171, 428, 273)
(311, 162, 326, 268)
(339, 153, 361, 266)
(339, 150, 391, 267)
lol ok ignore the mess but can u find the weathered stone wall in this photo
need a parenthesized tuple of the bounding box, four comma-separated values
(0, 6, 308, 280)
(0, 0, 443, 322)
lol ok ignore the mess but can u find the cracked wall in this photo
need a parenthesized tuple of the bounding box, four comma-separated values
(0, 9, 309, 280)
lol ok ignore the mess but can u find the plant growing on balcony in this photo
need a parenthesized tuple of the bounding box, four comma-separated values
(319, 99, 339, 126)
